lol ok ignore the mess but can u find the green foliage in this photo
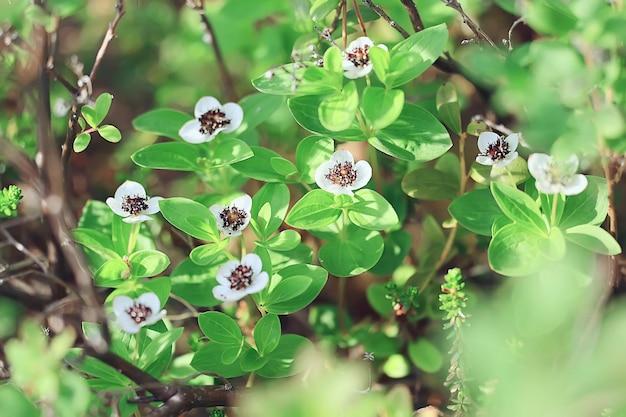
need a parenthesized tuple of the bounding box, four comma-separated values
(0, 185, 23, 218)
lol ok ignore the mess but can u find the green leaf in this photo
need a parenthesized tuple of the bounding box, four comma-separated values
(170, 257, 226, 307)
(257, 229, 301, 251)
(369, 230, 412, 276)
(559, 176, 608, 228)
(285, 189, 342, 229)
(251, 183, 290, 239)
(318, 81, 358, 131)
(564, 225, 622, 255)
(190, 342, 245, 378)
(233, 146, 294, 182)
(236, 93, 285, 133)
(449, 189, 503, 236)
(310, 0, 337, 20)
(254, 314, 281, 356)
(436, 82, 462, 135)
(94, 258, 129, 287)
(73, 132, 91, 152)
(323, 46, 343, 74)
(128, 250, 170, 278)
(295, 135, 334, 184)
(132, 109, 191, 141)
(401, 167, 459, 200)
(97, 125, 122, 143)
(189, 240, 230, 266)
(257, 334, 313, 378)
(81, 93, 112, 127)
(240, 348, 269, 372)
(210, 138, 254, 168)
(540, 191, 566, 227)
(138, 328, 184, 376)
(47, 0, 85, 17)
(368, 46, 390, 85)
(366, 283, 392, 316)
(369, 103, 451, 161)
(198, 311, 243, 345)
(387, 24, 449, 88)
(361, 87, 404, 130)
(288, 95, 366, 141)
(488, 224, 547, 276)
(489, 157, 529, 186)
(159, 197, 220, 242)
(261, 264, 328, 314)
(348, 189, 399, 230)
(408, 339, 443, 373)
(131, 143, 203, 171)
(72, 228, 120, 261)
(526, 0, 577, 36)
(490, 182, 547, 234)
(264, 276, 311, 306)
(65, 348, 130, 386)
(318, 226, 384, 277)
(270, 157, 299, 178)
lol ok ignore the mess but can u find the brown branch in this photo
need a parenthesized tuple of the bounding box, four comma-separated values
(89, 0, 126, 83)
(441, 0, 499, 50)
(362, 0, 410, 38)
(353, 0, 368, 36)
(187, 0, 237, 102)
(399, 0, 424, 32)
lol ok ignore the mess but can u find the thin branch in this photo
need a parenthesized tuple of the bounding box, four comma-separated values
(341, 0, 348, 49)
(399, 0, 424, 32)
(352, 0, 368, 36)
(187, 0, 237, 102)
(328, 0, 344, 37)
(507, 17, 525, 52)
(441, 0, 499, 50)
(89, 0, 126, 83)
(362, 0, 410, 38)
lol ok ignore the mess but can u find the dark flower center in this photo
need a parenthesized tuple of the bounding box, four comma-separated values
(347, 45, 370, 67)
(482, 137, 510, 161)
(198, 108, 231, 135)
(122, 195, 149, 215)
(228, 264, 254, 290)
(220, 206, 248, 232)
(325, 161, 358, 187)
(126, 303, 152, 324)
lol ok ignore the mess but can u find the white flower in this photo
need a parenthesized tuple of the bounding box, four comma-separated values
(342, 37, 387, 79)
(209, 194, 252, 237)
(528, 153, 588, 196)
(315, 150, 372, 196)
(179, 96, 243, 144)
(112, 292, 166, 334)
(106, 180, 163, 223)
(213, 253, 269, 302)
(475, 132, 519, 168)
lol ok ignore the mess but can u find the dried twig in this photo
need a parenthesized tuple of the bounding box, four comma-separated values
(362, 0, 410, 38)
(89, 0, 126, 83)
(399, 0, 424, 32)
(441, 0, 499, 50)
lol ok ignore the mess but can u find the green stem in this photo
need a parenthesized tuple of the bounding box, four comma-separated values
(368, 143, 382, 195)
(301, 182, 313, 192)
(550, 192, 559, 228)
(341, 209, 349, 240)
(240, 235, 247, 258)
(127, 222, 140, 255)
(337, 276, 347, 335)
(246, 371, 256, 388)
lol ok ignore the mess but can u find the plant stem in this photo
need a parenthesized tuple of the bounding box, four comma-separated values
(550, 193, 559, 227)
(337, 275, 347, 334)
(127, 222, 140, 255)
(368, 143, 382, 195)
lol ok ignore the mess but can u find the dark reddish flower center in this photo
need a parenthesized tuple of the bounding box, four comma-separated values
(347, 45, 370, 67)
(126, 303, 152, 324)
(325, 161, 358, 187)
(220, 206, 248, 232)
(122, 195, 149, 215)
(482, 137, 510, 161)
(198, 108, 231, 135)
(228, 265, 254, 290)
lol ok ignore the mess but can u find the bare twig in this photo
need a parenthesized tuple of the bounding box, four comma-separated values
(89, 0, 126, 83)
(441, 0, 499, 50)
(507, 17, 525, 52)
(399, 0, 424, 32)
(362, 0, 410, 38)
(187, 0, 238, 102)
(353, 0, 368, 36)
(341, 0, 348, 48)
(327, 0, 344, 37)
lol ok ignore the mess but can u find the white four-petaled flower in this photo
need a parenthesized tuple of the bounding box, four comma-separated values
(210, 194, 252, 237)
(106, 180, 163, 223)
(112, 292, 167, 334)
(528, 153, 588, 196)
(315, 150, 372, 196)
(179, 96, 243, 144)
(475, 131, 519, 168)
(342, 37, 387, 79)
(213, 253, 269, 302)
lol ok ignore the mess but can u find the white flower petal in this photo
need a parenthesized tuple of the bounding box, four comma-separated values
(216, 260, 241, 286)
(377, 44, 388, 52)
(123, 214, 153, 223)
(242, 253, 263, 274)
(179, 120, 208, 144)
(116, 313, 141, 334)
(477, 131, 500, 153)
(194, 96, 221, 118)
(562, 174, 588, 196)
(351, 160, 372, 190)
(528, 153, 551, 179)
(245, 271, 269, 295)
(136, 292, 162, 312)
(330, 150, 355, 165)
(143, 309, 167, 327)
(144, 197, 163, 215)
(113, 295, 134, 316)
(115, 181, 146, 200)
(475, 155, 495, 166)
(343, 65, 372, 79)
(315, 160, 334, 190)
(535, 180, 562, 195)
(106, 197, 128, 217)
(231, 194, 252, 212)
(493, 151, 518, 168)
(221, 102, 244, 133)
(348, 36, 374, 50)
(213, 285, 244, 302)
(506, 133, 520, 151)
